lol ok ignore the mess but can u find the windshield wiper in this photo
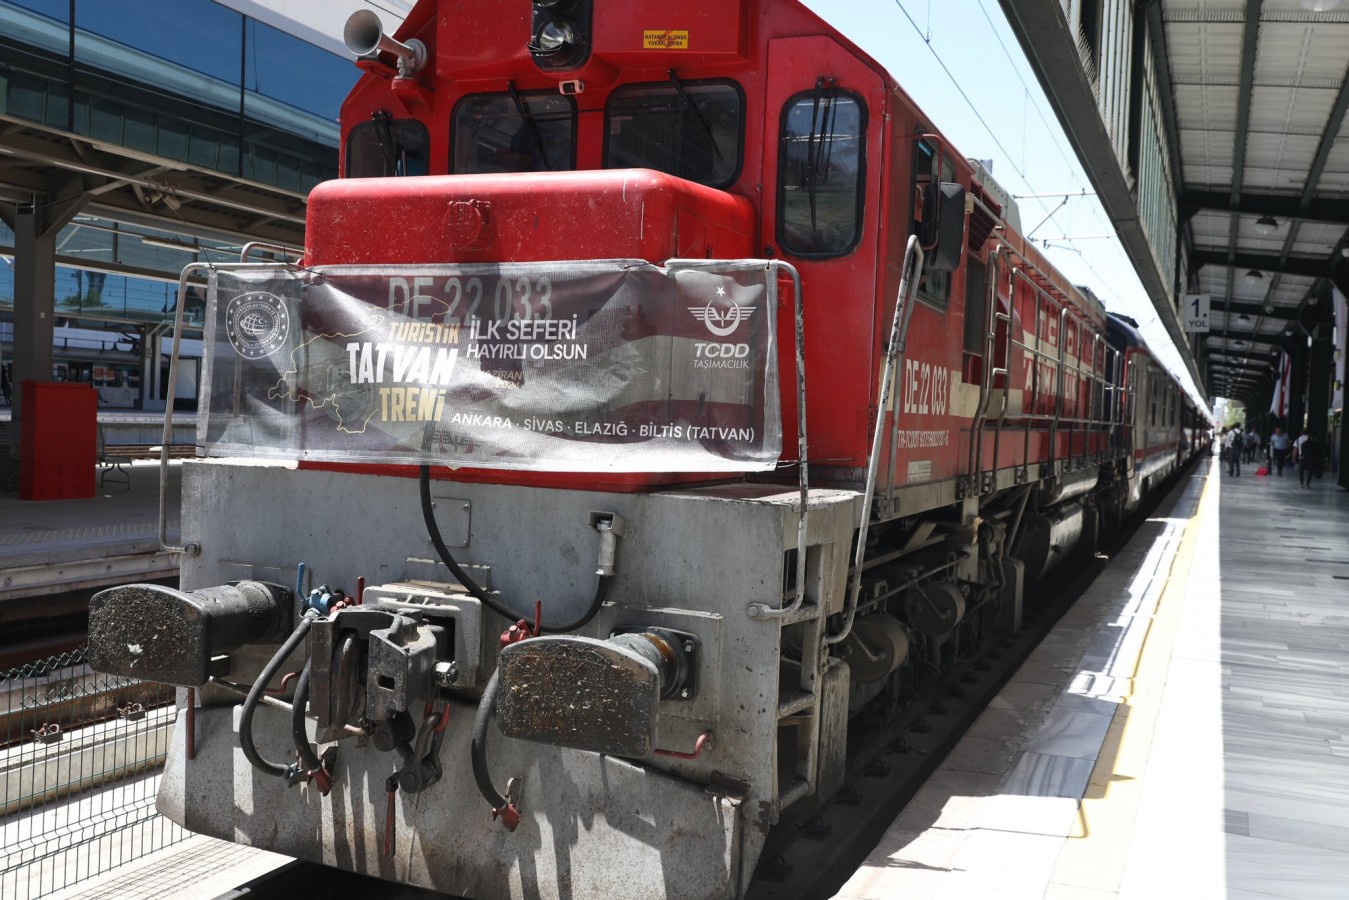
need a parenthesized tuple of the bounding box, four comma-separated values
(803, 76, 838, 231)
(507, 81, 552, 172)
(668, 69, 724, 164)
(371, 110, 402, 176)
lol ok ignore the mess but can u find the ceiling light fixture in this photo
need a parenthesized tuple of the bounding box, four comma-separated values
(1299, 0, 1342, 11)
(1245, 269, 1264, 284)
(1254, 215, 1279, 235)
(140, 235, 201, 253)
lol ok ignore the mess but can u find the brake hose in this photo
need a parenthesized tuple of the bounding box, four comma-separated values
(239, 609, 318, 778)
(471, 669, 517, 828)
(290, 659, 324, 776)
(419, 465, 610, 632)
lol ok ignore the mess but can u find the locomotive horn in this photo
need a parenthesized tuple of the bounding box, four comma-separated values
(344, 10, 427, 75)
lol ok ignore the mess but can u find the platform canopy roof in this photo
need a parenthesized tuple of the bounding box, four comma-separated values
(1169, 0, 1349, 405)
(1000, 0, 1349, 408)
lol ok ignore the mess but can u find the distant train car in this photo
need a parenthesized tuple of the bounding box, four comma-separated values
(1107, 313, 1206, 512)
(88, 1, 1208, 898)
(3, 328, 202, 409)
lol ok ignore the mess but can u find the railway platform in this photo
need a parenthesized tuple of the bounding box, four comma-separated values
(0, 415, 185, 610)
(835, 457, 1349, 900)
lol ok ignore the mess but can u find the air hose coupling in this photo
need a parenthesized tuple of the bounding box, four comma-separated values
(589, 511, 625, 577)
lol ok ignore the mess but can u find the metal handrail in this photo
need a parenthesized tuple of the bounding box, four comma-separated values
(240, 241, 302, 263)
(158, 264, 211, 557)
(989, 253, 1018, 482)
(967, 246, 1006, 492)
(826, 236, 924, 646)
(159, 260, 303, 556)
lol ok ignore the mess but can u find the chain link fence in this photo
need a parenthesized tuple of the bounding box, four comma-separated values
(1, 648, 185, 899)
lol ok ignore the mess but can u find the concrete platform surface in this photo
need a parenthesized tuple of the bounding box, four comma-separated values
(0, 460, 182, 602)
(834, 459, 1349, 900)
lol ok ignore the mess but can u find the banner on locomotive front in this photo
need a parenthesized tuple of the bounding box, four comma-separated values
(199, 260, 783, 472)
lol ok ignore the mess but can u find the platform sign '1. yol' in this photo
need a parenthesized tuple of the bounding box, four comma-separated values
(1183, 293, 1210, 333)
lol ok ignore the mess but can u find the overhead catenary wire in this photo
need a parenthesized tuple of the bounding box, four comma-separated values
(889, 0, 1135, 294)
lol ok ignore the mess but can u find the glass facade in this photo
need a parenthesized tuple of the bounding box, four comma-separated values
(0, 1, 355, 346)
(0, 217, 224, 326)
(0, 0, 355, 191)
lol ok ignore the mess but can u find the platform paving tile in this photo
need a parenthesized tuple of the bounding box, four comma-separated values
(0, 460, 182, 570)
(835, 463, 1349, 900)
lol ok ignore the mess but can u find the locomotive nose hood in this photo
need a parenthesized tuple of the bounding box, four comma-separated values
(304, 169, 756, 267)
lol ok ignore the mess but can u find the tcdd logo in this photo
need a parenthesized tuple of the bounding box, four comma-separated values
(689, 297, 756, 337)
(225, 292, 290, 360)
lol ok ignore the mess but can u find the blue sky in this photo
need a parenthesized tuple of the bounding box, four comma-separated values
(805, 0, 1203, 402)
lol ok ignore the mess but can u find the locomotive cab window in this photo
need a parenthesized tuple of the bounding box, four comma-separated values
(604, 79, 743, 188)
(346, 114, 429, 177)
(452, 91, 576, 174)
(777, 86, 865, 257)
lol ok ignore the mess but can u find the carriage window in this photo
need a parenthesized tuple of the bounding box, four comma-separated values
(452, 91, 576, 174)
(778, 88, 865, 257)
(604, 80, 743, 187)
(346, 114, 429, 177)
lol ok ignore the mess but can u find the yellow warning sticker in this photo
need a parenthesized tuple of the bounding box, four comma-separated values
(643, 30, 689, 50)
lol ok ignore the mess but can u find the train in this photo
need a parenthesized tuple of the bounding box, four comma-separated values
(1, 327, 202, 410)
(86, 1, 1210, 898)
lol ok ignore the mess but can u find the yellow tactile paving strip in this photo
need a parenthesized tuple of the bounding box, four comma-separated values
(1044, 465, 1213, 896)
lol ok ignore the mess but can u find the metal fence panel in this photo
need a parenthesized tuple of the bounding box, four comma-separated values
(1, 648, 186, 899)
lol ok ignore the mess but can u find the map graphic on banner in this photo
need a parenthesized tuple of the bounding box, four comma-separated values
(199, 261, 782, 472)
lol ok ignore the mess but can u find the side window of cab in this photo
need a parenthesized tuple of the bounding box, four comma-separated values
(777, 85, 866, 257)
(913, 139, 957, 307)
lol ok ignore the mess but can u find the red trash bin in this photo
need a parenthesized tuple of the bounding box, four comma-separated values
(19, 381, 98, 500)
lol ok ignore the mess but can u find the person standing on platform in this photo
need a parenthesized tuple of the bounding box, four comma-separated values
(1244, 427, 1259, 464)
(1270, 426, 1291, 476)
(1293, 429, 1320, 488)
(1223, 427, 1241, 476)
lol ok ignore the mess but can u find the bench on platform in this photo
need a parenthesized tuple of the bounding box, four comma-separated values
(99, 442, 196, 489)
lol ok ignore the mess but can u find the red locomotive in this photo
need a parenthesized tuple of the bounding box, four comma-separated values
(88, 1, 1208, 898)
